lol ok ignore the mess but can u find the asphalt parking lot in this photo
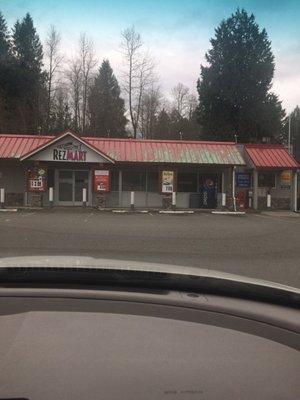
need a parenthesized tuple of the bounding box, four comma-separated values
(0, 208, 300, 287)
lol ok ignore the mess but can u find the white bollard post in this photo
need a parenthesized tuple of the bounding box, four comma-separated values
(294, 172, 298, 212)
(222, 193, 226, 207)
(232, 167, 236, 212)
(82, 188, 87, 208)
(49, 187, 54, 208)
(0, 188, 4, 209)
(172, 192, 176, 209)
(267, 193, 271, 208)
(130, 191, 135, 211)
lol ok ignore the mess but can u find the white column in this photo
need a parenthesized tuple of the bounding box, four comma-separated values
(49, 187, 54, 207)
(222, 193, 226, 207)
(232, 167, 236, 211)
(267, 193, 271, 208)
(0, 188, 4, 208)
(293, 171, 298, 212)
(172, 191, 176, 209)
(82, 188, 87, 207)
(130, 191, 135, 210)
(118, 170, 122, 207)
(221, 171, 226, 207)
(253, 170, 258, 210)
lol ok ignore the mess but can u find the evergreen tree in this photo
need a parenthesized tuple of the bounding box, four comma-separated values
(0, 12, 10, 60)
(153, 109, 171, 139)
(49, 87, 72, 134)
(89, 59, 127, 137)
(283, 106, 300, 162)
(11, 13, 46, 133)
(0, 12, 11, 132)
(197, 8, 285, 142)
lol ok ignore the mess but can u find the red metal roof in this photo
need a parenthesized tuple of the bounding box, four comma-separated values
(86, 137, 245, 165)
(245, 144, 300, 169)
(0, 134, 245, 165)
(0, 134, 52, 159)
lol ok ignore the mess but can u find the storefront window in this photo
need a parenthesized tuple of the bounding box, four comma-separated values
(147, 171, 159, 192)
(110, 170, 119, 191)
(123, 170, 146, 191)
(48, 169, 55, 187)
(258, 172, 276, 188)
(177, 173, 197, 192)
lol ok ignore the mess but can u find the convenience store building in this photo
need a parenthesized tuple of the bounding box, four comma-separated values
(0, 130, 299, 211)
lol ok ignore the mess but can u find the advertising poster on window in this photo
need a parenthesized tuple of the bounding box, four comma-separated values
(280, 170, 291, 189)
(27, 167, 47, 192)
(94, 170, 110, 193)
(236, 173, 251, 188)
(161, 171, 174, 193)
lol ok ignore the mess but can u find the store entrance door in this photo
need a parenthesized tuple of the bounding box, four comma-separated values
(57, 170, 90, 206)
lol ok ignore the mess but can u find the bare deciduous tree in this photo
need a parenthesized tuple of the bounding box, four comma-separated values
(171, 83, 190, 118)
(79, 33, 97, 134)
(121, 26, 155, 138)
(187, 94, 198, 121)
(45, 25, 63, 132)
(140, 86, 162, 139)
(67, 58, 82, 132)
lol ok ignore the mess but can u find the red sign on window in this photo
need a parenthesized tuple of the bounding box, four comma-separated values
(27, 167, 47, 192)
(94, 170, 110, 193)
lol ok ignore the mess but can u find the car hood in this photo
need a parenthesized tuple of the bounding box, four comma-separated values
(0, 256, 299, 307)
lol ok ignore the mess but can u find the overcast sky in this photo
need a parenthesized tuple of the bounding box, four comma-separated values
(1, 0, 300, 112)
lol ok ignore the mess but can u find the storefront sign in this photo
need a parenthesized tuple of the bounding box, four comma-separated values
(27, 167, 47, 192)
(236, 173, 251, 188)
(94, 170, 110, 193)
(53, 141, 87, 162)
(280, 170, 291, 189)
(161, 171, 174, 193)
(27, 134, 113, 163)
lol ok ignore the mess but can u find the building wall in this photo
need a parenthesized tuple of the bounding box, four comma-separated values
(0, 160, 26, 205)
(256, 170, 292, 210)
(3, 160, 296, 210)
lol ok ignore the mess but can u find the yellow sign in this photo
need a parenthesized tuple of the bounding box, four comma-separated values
(162, 171, 174, 193)
(280, 170, 291, 186)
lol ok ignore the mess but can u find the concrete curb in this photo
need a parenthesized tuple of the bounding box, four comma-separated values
(159, 210, 194, 215)
(212, 211, 246, 216)
(111, 209, 150, 214)
(0, 208, 18, 212)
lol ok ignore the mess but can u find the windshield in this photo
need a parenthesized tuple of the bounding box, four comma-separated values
(0, 1, 299, 290)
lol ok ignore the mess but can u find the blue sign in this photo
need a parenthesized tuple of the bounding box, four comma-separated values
(236, 173, 251, 188)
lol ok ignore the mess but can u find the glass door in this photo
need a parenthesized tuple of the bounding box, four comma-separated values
(57, 170, 90, 206)
(58, 170, 73, 205)
(74, 170, 89, 205)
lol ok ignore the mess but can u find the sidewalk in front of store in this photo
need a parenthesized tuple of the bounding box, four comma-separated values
(1, 206, 299, 216)
(0, 205, 249, 215)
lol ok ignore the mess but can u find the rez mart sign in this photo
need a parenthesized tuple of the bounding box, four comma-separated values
(53, 141, 87, 162)
(27, 135, 111, 163)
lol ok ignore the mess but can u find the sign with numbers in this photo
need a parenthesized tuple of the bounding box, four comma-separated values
(161, 171, 174, 193)
(94, 170, 110, 193)
(27, 167, 47, 192)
